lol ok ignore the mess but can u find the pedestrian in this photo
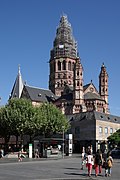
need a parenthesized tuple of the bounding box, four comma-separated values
(94, 149, 103, 177)
(34, 148, 39, 158)
(106, 152, 113, 177)
(81, 147, 86, 170)
(18, 150, 22, 162)
(86, 150, 94, 177)
(102, 149, 108, 177)
(0, 148, 4, 159)
(90, 145, 93, 154)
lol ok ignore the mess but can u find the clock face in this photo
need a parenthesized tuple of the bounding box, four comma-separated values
(59, 44, 64, 48)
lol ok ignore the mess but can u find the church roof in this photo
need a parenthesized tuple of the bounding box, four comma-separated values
(10, 65, 24, 99)
(83, 83, 91, 91)
(84, 92, 103, 101)
(94, 111, 120, 124)
(23, 85, 57, 103)
(67, 111, 120, 124)
(55, 92, 73, 102)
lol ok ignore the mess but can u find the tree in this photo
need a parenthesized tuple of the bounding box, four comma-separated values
(36, 103, 70, 137)
(6, 98, 36, 135)
(0, 99, 70, 149)
(0, 106, 12, 146)
(0, 98, 36, 151)
(107, 129, 120, 148)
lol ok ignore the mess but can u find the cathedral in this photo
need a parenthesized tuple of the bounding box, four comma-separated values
(11, 15, 109, 115)
(10, 15, 120, 153)
(49, 15, 109, 115)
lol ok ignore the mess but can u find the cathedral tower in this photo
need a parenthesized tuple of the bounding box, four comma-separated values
(49, 15, 79, 97)
(99, 63, 109, 113)
(73, 58, 84, 113)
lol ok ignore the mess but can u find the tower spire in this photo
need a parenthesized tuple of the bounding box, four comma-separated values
(49, 15, 81, 96)
(18, 64, 20, 74)
(10, 65, 24, 99)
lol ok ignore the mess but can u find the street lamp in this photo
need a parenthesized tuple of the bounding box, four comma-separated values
(62, 126, 65, 159)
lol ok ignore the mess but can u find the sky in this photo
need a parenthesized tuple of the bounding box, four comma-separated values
(0, 0, 120, 116)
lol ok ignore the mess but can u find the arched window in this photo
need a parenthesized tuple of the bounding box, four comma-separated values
(64, 81, 66, 86)
(58, 73, 60, 78)
(57, 82, 60, 87)
(61, 80, 63, 87)
(105, 127, 108, 134)
(99, 126, 103, 133)
(62, 60, 66, 70)
(68, 61, 71, 70)
(72, 62, 75, 70)
(58, 61, 61, 70)
(77, 81, 79, 86)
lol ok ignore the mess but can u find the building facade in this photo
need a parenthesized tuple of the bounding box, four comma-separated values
(10, 15, 120, 153)
(67, 111, 120, 153)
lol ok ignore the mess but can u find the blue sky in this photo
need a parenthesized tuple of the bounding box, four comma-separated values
(0, 0, 120, 116)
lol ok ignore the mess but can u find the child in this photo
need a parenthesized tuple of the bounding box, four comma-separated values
(86, 150, 94, 177)
(81, 151, 86, 170)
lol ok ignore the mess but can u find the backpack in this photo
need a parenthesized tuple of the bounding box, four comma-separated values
(107, 159, 112, 168)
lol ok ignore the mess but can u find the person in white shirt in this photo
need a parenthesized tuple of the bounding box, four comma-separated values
(81, 149, 86, 170)
(86, 150, 94, 177)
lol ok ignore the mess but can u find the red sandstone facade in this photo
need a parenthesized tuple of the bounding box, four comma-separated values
(49, 15, 109, 115)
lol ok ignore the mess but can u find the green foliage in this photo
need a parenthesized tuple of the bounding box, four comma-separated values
(6, 98, 35, 135)
(0, 106, 11, 136)
(0, 99, 70, 140)
(107, 129, 120, 145)
(36, 103, 70, 136)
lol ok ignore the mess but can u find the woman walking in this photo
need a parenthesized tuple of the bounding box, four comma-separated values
(94, 149, 103, 177)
